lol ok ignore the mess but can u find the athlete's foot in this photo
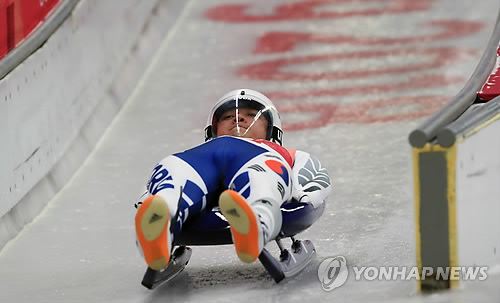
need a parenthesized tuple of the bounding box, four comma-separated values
(219, 190, 264, 263)
(135, 195, 172, 270)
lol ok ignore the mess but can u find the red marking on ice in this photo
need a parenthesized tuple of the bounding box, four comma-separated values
(203, 0, 483, 127)
(204, 0, 434, 23)
(238, 48, 475, 81)
(278, 96, 449, 130)
(267, 75, 461, 102)
(265, 74, 463, 100)
(254, 20, 484, 54)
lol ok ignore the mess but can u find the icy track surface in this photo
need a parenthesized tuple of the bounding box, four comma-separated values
(1, 0, 500, 302)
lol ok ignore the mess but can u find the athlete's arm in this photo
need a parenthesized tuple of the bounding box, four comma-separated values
(290, 150, 332, 207)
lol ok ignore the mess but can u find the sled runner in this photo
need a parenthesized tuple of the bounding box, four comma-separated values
(141, 199, 325, 289)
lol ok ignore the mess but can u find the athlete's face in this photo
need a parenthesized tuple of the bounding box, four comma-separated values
(216, 107, 268, 139)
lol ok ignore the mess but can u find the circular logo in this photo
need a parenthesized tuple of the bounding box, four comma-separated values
(318, 256, 348, 291)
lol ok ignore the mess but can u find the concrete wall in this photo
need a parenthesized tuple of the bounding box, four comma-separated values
(0, 0, 184, 250)
(456, 115, 500, 268)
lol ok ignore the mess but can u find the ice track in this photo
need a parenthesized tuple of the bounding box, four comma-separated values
(0, 0, 499, 302)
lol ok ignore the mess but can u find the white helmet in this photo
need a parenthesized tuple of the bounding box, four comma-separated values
(204, 89, 283, 145)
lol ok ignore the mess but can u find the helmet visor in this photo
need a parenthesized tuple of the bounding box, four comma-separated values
(212, 99, 273, 140)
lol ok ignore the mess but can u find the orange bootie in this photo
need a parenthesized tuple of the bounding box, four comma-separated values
(219, 190, 265, 263)
(135, 195, 172, 270)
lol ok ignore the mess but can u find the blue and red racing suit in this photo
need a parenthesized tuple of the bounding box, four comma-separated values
(137, 136, 331, 239)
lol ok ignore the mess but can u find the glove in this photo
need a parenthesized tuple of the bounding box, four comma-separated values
(292, 189, 325, 208)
